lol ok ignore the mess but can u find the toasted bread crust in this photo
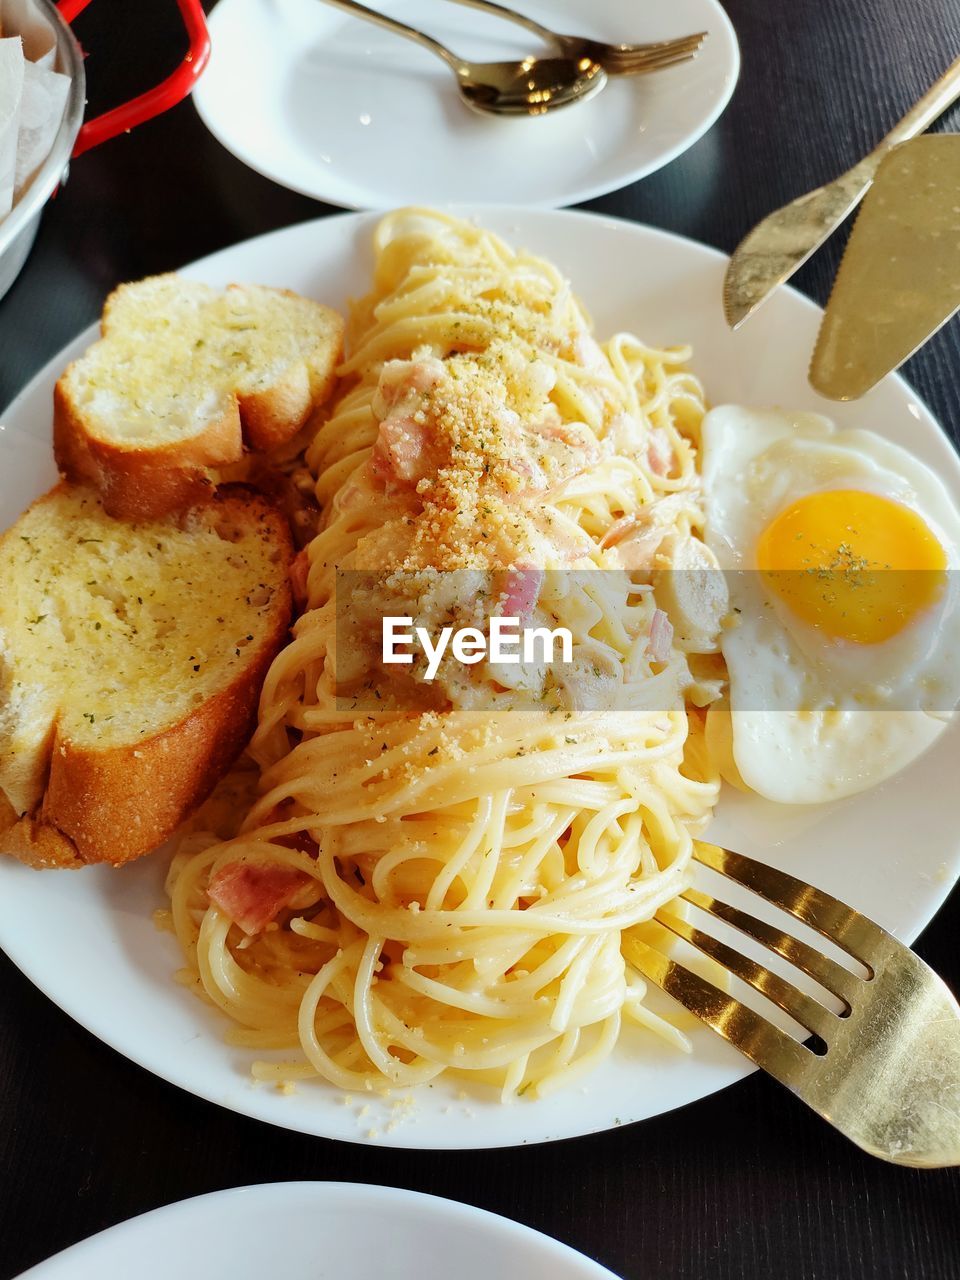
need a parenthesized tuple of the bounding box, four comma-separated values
(238, 287, 342, 453)
(240, 362, 338, 454)
(53, 380, 240, 521)
(0, 811, 83, 870)
(0, 487, 294, 869)
(53, 279, 344, 519)
(7, 607, 287, 868)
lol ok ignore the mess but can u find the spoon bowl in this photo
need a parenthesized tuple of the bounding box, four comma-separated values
(318, 0, 608, 117)
(456, 56, 608, 116)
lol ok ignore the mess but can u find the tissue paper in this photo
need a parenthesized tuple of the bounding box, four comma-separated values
(15, 57, 70, 194)
(0, 37, 25, 217)
(0, 0, 72, 210)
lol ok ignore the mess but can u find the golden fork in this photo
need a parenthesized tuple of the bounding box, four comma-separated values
(626, 842, 960, 1167)
(444, 0, 706, 74)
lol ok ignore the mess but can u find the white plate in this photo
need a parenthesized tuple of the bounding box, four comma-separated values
(193, 0, 740, 209)
(16, 1182, 621, 1279)
(2, 208, 959, 1149)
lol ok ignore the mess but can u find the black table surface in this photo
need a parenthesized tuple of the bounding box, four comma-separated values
(2, 2, 960, 1277)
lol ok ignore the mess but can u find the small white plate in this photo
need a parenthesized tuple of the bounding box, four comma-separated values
(1, 208, 959, 1149)
(16, 1182, 621, 1279)
(193, 0, 740, 209)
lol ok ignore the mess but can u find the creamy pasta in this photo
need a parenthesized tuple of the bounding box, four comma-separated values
(164, 209, 722, 1100)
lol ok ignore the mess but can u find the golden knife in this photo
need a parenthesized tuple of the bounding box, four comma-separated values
(723, 54, 960, 330)
(809, 135, 960, 400)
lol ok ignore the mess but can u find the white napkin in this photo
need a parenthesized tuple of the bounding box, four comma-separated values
(0, 0, 71, 206)
(15, 56, 69, 194)
(0, 37, 25, 217)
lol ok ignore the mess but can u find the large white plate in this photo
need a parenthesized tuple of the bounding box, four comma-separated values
(1, 208, 959, 1149)
(193, 0, 739, 209)
(16, 1182, 620, 1279)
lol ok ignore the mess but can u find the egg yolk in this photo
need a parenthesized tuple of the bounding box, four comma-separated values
(756, 489, 947, 644)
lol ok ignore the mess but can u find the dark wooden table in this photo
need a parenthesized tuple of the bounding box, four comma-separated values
(2, 2, 960, 1277)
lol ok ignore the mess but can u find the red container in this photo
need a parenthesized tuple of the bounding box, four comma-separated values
(0, 0, 211, 297)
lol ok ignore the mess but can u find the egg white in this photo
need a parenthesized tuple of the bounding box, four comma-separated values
(702, 407, 960, 804)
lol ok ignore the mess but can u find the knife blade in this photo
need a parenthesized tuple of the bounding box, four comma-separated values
(723, 53, 960, 330)
(809, 136, 960, 401)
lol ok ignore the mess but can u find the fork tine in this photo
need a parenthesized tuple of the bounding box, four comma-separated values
(604, 49, 699, 75)
(634, 849, 960, 1167)
(624, 936, 814, 1086)
(601, 50, 700, 77)
(601, 35, 705, 69)
(604, 33, 705, 59)
(681, 887, 862, 1006)
(658, 906, 841, 1041)
(694, 843, 890, 966)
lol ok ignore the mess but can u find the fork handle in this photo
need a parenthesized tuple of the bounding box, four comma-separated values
(442, 0, 560, 49)
(872, 53, 960, 159)
(318, 0, 462, 70)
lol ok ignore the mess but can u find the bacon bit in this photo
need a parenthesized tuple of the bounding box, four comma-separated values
(372, 416, 433, 486)
(289, 549, 310, 611)
(376, 359, 442, 415)
(369, 358, 447, 491)
(647, 609, 674, 663)
(498, 567, 544, 623)
(600, 514, 638, 550)
(207, 861, 312, 936)
(646, 428, 674, 478)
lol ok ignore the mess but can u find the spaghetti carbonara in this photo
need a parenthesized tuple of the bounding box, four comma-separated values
(164, 210, 724, 1099)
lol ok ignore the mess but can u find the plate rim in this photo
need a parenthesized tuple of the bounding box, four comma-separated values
(192, 0, 742, 211)
(14, 1181, 622, 1278)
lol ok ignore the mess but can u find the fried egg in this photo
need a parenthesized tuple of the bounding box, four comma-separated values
(702, 407, 960, 804)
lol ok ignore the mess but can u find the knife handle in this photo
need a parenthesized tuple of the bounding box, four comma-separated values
(873, 53, 960, 158)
